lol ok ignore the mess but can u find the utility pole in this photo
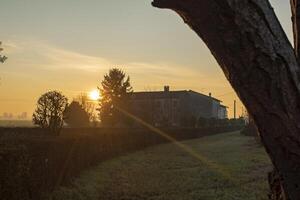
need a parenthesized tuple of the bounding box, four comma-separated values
(241, 106, 244, 118)
(234, 100, 236, 119)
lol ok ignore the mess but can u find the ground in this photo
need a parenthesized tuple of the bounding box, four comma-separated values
(50, 131, 271, 200)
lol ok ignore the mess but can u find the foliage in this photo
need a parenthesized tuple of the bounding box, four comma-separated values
(0, 42, 7, 63)
(0, 142, 31, 200)
(196, 117, 245, 128)
(98, 68, 133, 126)
(75, 94, 97, 122)
(63, 101, 90, 128)
(240, 117, 261, 144)
(0, 126, 241, 200)
(32, 91, 68, 135)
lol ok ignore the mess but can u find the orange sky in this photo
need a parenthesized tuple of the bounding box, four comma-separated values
(0, 0, 292, 119)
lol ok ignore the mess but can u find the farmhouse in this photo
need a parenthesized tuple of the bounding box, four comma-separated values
(131, 86, 228, 127)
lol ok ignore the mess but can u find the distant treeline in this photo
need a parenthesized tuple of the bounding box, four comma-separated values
(0, 120, 33, 127)
(0, 126, 241, 200)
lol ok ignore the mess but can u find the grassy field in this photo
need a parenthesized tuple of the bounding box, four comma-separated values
(50, 131, 271, 200)
(0, 120, 33, 127)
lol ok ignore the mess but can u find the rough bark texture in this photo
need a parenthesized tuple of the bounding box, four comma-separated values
(269, 168, 288, 200)
(291, 0, 300, 58)
(152, 0, 300, 199)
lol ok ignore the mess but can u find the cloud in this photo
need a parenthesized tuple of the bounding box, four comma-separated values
(3, 39, 112, 73)
(2, 41, 22, 54)
(1, 38, 240, 118)
(4, 39, 214, 83)
(3, 38, 229, 90)
(41, 46, 113, 72)
(124, 62, 204, 79)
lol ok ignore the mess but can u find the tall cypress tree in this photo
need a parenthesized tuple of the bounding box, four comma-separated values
(98, 68, 133, 126)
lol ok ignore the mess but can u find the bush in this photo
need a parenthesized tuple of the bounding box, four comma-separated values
(240, 121, 259, 136)
(0, 142, 31, 200)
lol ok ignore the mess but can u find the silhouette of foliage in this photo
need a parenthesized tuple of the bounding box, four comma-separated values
(64, 101, 90, 127)
(76, 93, 97, 122)
(32, 91, 68, 135)
(98, 68, 133, 126)
(0, 42, 7, 63)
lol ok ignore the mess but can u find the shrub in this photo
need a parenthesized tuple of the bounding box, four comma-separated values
(0, 126, 241, 200)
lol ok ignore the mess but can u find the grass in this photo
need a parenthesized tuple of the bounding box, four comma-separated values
(49, 131, 271, 200)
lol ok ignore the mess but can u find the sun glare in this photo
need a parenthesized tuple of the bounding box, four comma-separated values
(89, 89, 100, 101)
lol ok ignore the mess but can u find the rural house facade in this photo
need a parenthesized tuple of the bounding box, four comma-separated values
(130, 86, 228, 127)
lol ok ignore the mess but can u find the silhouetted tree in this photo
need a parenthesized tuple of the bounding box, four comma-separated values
(64, 101, 90, 127)
(32, 91, 68, 135)
(76, 93, 96, 122)
(152, 0, 300, 198)
(0, 42, 7, 63)
(98, 68, 133, 126)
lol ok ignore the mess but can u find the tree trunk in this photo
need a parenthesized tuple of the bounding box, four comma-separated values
(152, 0, 300, 199)
(269, 168, 288, 200)
(291, 0, 300, 58)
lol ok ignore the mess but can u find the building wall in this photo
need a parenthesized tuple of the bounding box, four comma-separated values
(153, 97, 180, 126)
(218, 106, 228, 119)
(130, 90, 228, 127)
(184, 92, 213, 119)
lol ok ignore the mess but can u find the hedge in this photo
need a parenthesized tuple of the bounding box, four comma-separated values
(0, 126, 241, 200)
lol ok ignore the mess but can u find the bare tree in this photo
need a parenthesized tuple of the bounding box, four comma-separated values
(33, 91, 68, 135)
(76, 93, 96, 122)
(152, 0, 300, 199)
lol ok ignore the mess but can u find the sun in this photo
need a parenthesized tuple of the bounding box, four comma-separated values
(89, 89, 100, 101)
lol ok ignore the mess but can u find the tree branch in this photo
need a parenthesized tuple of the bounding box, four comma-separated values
(0, 42, 7, 63)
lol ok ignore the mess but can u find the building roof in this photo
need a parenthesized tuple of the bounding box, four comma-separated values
(132, 89, 222, 102)
(220, 104, 228, 108)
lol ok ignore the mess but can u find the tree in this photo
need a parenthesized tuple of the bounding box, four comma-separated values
(291, 0, 300, 58)
(152, 0, 300, 199)
(63, 101, 90, 127)
(0, 42, 7, 63)
(98, 68, 133, 126)
(75, 93, 97, 122)
(33, 91, 68, 135)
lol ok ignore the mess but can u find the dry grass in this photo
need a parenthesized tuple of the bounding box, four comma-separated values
(50, 131, 271, 200)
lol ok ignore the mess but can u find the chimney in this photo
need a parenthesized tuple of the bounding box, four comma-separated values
(164, 86, 170, 92)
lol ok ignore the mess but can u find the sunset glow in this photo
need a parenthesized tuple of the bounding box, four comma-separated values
(0, 0, 290, 118)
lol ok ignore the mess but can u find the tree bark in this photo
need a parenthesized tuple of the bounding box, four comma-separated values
(269, 168, 288, 200)
(152, 0, 300, 199)
(291, 0, 300, 58)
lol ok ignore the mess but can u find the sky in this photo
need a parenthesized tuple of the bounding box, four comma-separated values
(0, 0, 292, 119)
